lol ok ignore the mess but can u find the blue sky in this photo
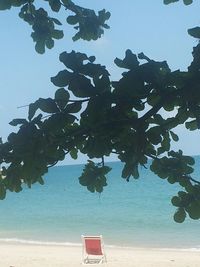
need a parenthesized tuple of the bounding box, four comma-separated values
(0, 0, 200, 164)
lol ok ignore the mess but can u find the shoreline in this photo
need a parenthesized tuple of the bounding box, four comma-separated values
(0, 238, 200, 251)
(0, 243, 200, 267)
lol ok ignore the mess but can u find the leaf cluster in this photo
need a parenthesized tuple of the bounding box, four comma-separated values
(0, 46, 200, 222)
(0, 0, 110, 53)
(1, 1, 200, 223)
(79, 161, 111, 193)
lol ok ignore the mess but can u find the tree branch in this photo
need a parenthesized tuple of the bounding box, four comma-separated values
(184, 175, 200, 185)
(139, 100, 164, 121)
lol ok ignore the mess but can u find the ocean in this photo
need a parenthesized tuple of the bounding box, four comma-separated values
(0, 159, 200, 249)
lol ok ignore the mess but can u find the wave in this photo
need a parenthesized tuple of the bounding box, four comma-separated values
(0, 238, 81, 247)
(0, 238, 200, 252)
(159, 247, 200, 252)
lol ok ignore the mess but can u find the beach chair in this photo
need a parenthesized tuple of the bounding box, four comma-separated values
(81, 235, 107, 264)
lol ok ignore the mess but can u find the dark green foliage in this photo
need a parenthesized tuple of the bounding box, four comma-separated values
(170, 131, 179, 142)
(1, 1, 200, 223)
(51, 51, 109, 97)
(2, 46, 200, 222)
(28, 98, 60, 120)
(1, 38, 200, 222)
(114, 49, 139, 70)
(55, 88, 70, 110)
(183, 0, 193, 5)
(164, 0, 179, 4)
(45, 0, 61, 12)
(79, 161, 111, 193)
(174, 208, 186, 223)
(188, 27, 200, 39)
(0, 0, 110, 53)
(164, 0, 193, 5)
(68, 8, 110, 42)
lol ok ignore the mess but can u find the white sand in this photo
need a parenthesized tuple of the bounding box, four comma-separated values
(1, 243, 200, 267)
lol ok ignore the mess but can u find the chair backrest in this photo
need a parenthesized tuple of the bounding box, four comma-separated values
(82, 236, 103, 256)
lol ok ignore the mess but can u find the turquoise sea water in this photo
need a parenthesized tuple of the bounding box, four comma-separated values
(0, 159, 200, 249)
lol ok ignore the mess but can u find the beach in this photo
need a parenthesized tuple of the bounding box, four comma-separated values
(1, 243, 200, 267)
(1, 163, 200, 266)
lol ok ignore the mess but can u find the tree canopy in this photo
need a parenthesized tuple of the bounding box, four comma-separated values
(1, 0, 200, 223)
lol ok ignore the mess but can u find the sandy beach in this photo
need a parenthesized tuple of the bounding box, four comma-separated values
(1, 243, 200, 267)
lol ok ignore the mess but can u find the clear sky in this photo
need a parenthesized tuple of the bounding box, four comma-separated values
(0, 0, 200, 164)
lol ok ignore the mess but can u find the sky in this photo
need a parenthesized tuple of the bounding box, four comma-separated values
(0, 0, 200, 164)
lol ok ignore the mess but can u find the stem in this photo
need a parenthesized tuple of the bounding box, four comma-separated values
(101, 156, 104, 167)
(68, 99, 90, 103)
(185, 175, 200, 185)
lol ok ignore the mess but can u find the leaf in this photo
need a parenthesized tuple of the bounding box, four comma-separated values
(0, 0, 12, 10)
(157, 146, 166, 156)
(79, 161, 110, 193)
(168, 176, 176, 184)
(163, 0, 179, 4)
(187, 201, 200, 219)
(52, 30, 64, 39)
(62, 0, 70, 4)
(35, 41, 45, 54)
(102, 24, 110, 29)
(185, 120, 198, 131)
(55, 148, 65, 161)
(37, 177, 44, 185)
(0, 184, 6, 200)
(122, 163, 133, 179)
(51, 70, 73, 87)
(183, 0, 193, 5)
(89, 56, 95, 63)
(183, 156, 195, 165)
(132, 166, 139, 179)
(38, 98, 59, 114)
(138, 52, 151, 62)
(48, 0, 61, 12)
(147, 127, 162, 145)
(147, 94, 160, 107)
(70, 148, 78, 159)
(188, 27, 200, 39)
(68, 75, 96, 98)
(42, 113, 76, 132)
(171, 196, 181, 207)
(174, 208, 186, 223)
(87, 185, 95, 193)
(161, 133, 170, 151)
(64, 102, 82, 113)
(9, 118, 27, 126)
(98, 9, 111, 23)
(29, 103, 38, 121)
(72, 32, 81, 42)
(82, 136, 111, 158)
(55, 88, 70, 110)
(82, 63, 109, 78)
(28, 98, 59, 120)
(51, 17, 62, 25)
(67, 15, 79, 25)
(114, 49, 139, 70)
(153, 114, 165, 125)
(46, 38, 54, 49)
(170, 131, 179, 141)
(59, 51, 88, 71)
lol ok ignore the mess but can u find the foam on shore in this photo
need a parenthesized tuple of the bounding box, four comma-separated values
(0, 237, 200, 252)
